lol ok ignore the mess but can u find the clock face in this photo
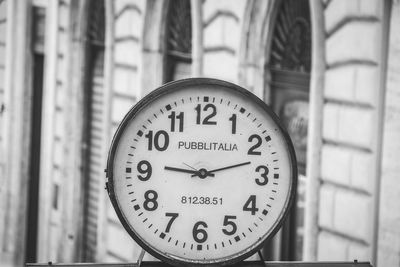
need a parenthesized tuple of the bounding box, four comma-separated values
(107, 79, 297, 266)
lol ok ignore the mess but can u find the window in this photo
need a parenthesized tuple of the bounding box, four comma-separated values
(164, 0, 192, 82)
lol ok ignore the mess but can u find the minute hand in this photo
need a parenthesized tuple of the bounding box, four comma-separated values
(191, 161, 251, 177)
(208, 161, 251, 173)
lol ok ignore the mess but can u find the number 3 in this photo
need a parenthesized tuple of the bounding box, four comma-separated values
(255, 165, 269, 185)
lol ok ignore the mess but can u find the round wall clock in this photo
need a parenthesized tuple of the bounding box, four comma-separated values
(106, 78, 297, 266)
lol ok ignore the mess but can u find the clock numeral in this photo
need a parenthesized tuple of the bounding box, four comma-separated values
(168, 111, 184, 132)
(247, 134, 262, 155)
(243, 195, 258, 215)
(255, 165, 269, 186)
(165, 213, 179, 233)
(229, 114, 237, 134)
(145, 130, 169, 151)
(143, 190, 158, 211)
(195, 104, 217, 125)
(193, 221, 208, 243)
(222, 215, 237, 236)
(137, 160, 152, 181)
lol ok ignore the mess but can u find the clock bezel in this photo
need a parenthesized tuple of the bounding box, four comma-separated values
(106, 78, 298, 266)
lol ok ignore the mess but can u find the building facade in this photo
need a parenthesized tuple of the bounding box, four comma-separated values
(0, 0, 399, 266)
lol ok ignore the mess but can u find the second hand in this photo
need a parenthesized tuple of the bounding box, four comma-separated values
(183, 162, 198, 171)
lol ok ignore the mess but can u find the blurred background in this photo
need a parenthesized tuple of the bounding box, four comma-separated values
(0, 0, 399, 266)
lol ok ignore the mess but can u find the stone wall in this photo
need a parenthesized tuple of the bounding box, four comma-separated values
(202, 0, 246, 83)
(317, 0, 387, 263)
(102, 0, 153, 262)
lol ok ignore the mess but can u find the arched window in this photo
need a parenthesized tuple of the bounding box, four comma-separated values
(164, 0, 192, 82)
(82, 0, 105, 262)
(265, 0, 311, 260)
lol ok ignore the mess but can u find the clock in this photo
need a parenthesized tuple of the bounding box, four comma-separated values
(106, 78, 297, 266)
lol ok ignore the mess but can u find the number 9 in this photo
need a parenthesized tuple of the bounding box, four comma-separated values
(137, 160, 152, 181)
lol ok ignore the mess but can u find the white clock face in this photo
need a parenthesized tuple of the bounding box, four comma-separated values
(107, 79, 297, 266)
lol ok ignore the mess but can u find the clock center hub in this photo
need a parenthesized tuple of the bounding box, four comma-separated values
(197, 168, 209, 179)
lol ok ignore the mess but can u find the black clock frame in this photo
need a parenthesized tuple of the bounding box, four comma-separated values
(106, 78, 298, 266)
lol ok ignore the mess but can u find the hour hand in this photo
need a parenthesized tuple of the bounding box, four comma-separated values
(165, 166, 215, 178)
(164, 166, 198, 175)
